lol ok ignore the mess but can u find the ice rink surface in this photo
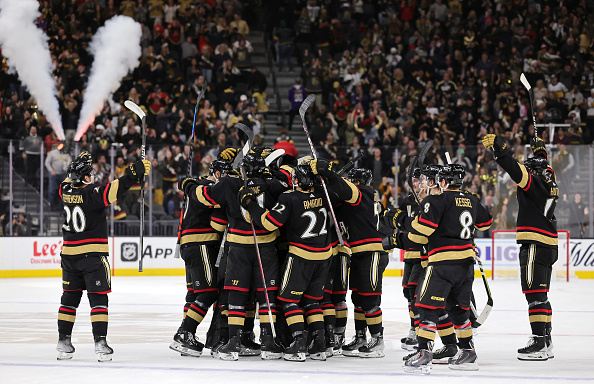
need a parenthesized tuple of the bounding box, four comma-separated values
(1, 275, 593, 384)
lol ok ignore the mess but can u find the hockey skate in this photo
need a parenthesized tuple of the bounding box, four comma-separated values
(545, 331, 554, 359)
(210, 335, 228, 358)
(358, 332, 385, 358)
(325, 325, 336, 358)
(260, 328, 283, 360)
(342, 330, 366, 357)
(432, 343, 457, 364)
(403, 349, 433, 374)
(448, 348, 479, 371)
(239, 331, 261, 357)
(401, 327, 418, 351)
(283, 333, 306, 362)
(94, 336, 113, 362)
(333, 332, 345, 356)
(218, 331, 241, 361)
(169, 330, 204, 357)
(517, 335, 548, 361)
(56, 334, 75, 360)
(307, 329, 326, 361)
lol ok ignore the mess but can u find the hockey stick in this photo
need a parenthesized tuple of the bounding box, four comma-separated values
(264, 149, 285, 167)
(471, 252, 493, 327)
(520, 73, 538, 138)
(174, 82, 208, 259)
(299, 95, 345, 246)
(337, 151, 364, 176)
(240, 164, 277, 338)
(407, 140, 433, 207)
(124, 100, 147, 272)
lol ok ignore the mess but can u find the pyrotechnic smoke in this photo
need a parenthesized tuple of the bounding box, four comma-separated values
(75, 16, 141, 141)
(0, 0, 65, 140)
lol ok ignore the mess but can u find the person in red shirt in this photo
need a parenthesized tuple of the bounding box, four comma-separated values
(274, 133, 298, 157)
(334, 91, 351, 123)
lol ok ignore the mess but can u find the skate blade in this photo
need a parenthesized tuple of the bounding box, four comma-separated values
(169, 341, 184, 354)
(239, 348, 261, 357)
(332, 348, 343, 356)
(401, 343, 418, 351)
(97, 353, 113, 362)
(260, 351, 283, 360)
(359, 350, 385, 358)
(283, 353, 306, 362)
(517, 352, 548, 361)
(403, 364, 432, 374)
(325, 348, 334, 358)
(218, 352, 239, 361)
(448, 361, 479, 371)
(309, 352, 326, 361)
(547, 349, 554, 359)
(57, 352, 74, 360)
(432, 358, 451, 365)
(342, 350, 360, 357)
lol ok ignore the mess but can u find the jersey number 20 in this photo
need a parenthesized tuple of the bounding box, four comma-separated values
(63, 205, 86, 233)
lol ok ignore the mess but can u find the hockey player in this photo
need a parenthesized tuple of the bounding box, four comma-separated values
(56, 152, 150, 361)
(482, 135, 558, 361)
(170, 158, 232, 357)
(385, 164, 492, 373)
(240, 164, 332, 361)
(312, 162, 389, 358)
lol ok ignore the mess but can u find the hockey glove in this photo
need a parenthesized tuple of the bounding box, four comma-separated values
(309, 158, 335, 176)
(219, 147, 239, 162)
(178, 177, 198, 193)
(383, 208, 406, 231)
(382, 232, 405, 251)
(530, 138, 547, 159)
(78, 151, 93, 164)
(238, 187, 257, 210)
(482, 134, 509, 158)
(125, 160, 150, 181)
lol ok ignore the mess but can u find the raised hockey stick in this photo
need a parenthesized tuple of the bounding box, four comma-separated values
(337, 151, 364, 176)
(174, 82, 208, 258)
(240, 164, 277, 338)
(520, 73, 538, 138)
(407, 140, 434, 207)
(299, 95, 345, 246)
(124, 100, 147, 272)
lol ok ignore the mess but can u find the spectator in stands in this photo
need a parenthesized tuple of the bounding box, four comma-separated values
(45, 143, 71, 208)
(20, 126, 43, 189)
(275, 20, 294, 72)
(274, 132, 298, 157)
(288, 78, 306, 130)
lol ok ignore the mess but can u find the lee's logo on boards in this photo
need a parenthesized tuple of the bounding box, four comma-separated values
(32, 240, 62, 264)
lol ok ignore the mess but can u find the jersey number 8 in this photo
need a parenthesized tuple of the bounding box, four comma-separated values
(459, 210, 473, 240)
(63, 205, 87, 233)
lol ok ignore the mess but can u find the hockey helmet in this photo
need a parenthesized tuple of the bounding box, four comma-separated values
(421, 164, 441, 180)
(292, 164, 316, 189)
(347, 167, 373, 186)
(412, 167, 421, 179)
(209, 158, 232, 176)
(68, 156, 94, 186)
(241, 151, 266, 177)
(437, 164, 465, 188)
(524, 157, 555, 181)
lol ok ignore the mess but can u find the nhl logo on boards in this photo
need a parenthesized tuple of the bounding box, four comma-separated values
(121, 243, 138, 262)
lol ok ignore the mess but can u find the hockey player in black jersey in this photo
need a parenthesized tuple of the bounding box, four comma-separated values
(483, 134, 558, 361)
(170, 158, 231, 357)
(386, 164, 492, 373)
(57, 152, 150, 362)
(241, 164, 332, 361)
(311, 162, 390, 358)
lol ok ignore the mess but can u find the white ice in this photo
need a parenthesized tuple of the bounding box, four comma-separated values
(1, 275, 593, 384)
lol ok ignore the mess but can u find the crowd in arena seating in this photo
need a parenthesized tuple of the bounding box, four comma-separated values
(1, 0, 593, 235)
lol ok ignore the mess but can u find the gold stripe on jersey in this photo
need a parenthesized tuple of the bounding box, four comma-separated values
(108, 179, 119, 203)
(62, 243, 109, 256)
(289, 245, 332, 261)
(456, 328, 473, 339)
(370, 252, 379, 290)
(101, 256, 111, 287)
(201, 245, 212, 285)
(517, 163, 530, 189)
(259, 314, 276, 323)
(260, 212, 279, 232)
(187, 309, 205, 323)
(421, 260, 429, 268)
(227, 231, 278, 245)
(286, 314, 304, 325)
(354, 311, 366, 321)
(428, 249, 476, 264)
(58, 313, 76, 322)
(210, 220, 226, 232)
(350, 242, 384, 254)
(344, 179, 361, 204)
(280, 257, 293, 295)
(323, 308, 336, 317)
(404, 250, 421, 260)
(408, 233, 428, 244)
(529, 314, 552, 323)
(91, 315, 109, 322)
(305, 314, 324, 324)
(438, 327, 454, 337)
(341, 255, 348, 287)
(516, 231, 558, 246)
(419, 266, 433, 300)
(180, 233, 220, 245)
(366, 315, 383, 325)
(527, 244, 535, 288)
(411, 217, 435, 237)
(195, 187, 221, 208)
(418, 329, 436, 340)
(228, 317, 245, 326)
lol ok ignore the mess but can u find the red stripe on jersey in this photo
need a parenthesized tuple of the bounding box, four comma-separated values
(63, 238, 109, 245)
(476, 218, 493, 227)
(91, 308, 108, 313)
(460, 306, 470, 311)
(428, 243, 474, 256)
(92, 290, 111, 294)
(193, 288, 219, 293)
(419, 324, 436, 331)
(277, 296, 300, 303)
(256, 287, 279, 291)
(223, 286, 250, 292)
(437, 322, 453, 328)
(284, 309, 303, 316)
(321, 304, 334, 308)
(230, 228, 269, 235)
(347, 238, 383, 246)
(289, 242, 332, 251)
(227, 311, 245, 316)
(211, 216, 228, 224)
(203, 188, 217, 205)
(517, 227, 558, 237)
(280, 169, 293, 187)
(355, 291, 382, 296)
(267, 212, 283, 227)
(103, 184, 109, 206)
(522, 174, 533, 191)
(305, 308, 323, 316)
(349, 189, 362, 206)
(190, 304, 207, 315)
(418, 216, 438, 228)
(454, 323, 470, 329)
(529, 309, 552, 313)
(366, 309, 382, 317)
(415, 302, 445, 310)
(181, 228, 215, 234)
(59, 307, 76, 313)
(523, 289, 549, 294)
(303, 294, 323, 300)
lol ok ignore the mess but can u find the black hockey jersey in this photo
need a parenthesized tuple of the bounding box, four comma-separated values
(398, 193, 421, 260)
(496, 153, 559, 248)
(409, 190, 492, 265)
(181, 177, 223, 247)
(59, 175, 135, 257)
(248, 188, 332, 261)
(193, 175, 289, 247)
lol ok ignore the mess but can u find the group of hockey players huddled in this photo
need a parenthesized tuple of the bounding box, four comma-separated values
(56, 126, 559, 374)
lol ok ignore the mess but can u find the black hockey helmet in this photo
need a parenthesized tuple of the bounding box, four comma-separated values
(437, 164, 465, 188)
(68, 154, 94, 186)
(525, 157, 555, 181)
(347, 167, 373, 186)
(292, 164, 316, 189)
(209, 158, 232, 176)
(241, 151, 266, 177)
(421, 164, 441, 180)
(412, 168, 421, 179)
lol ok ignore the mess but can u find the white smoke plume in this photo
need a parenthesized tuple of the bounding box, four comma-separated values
(0, 0, 65, 140)
(75, 15, 142, 141)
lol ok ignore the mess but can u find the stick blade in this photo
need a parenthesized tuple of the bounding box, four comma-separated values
(124, 100, 146, 119)
(264, 149, 285, 167)
(520, 73, 531, 91)
(299, 95, 316, 118)
(418, 140, 434, 166)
